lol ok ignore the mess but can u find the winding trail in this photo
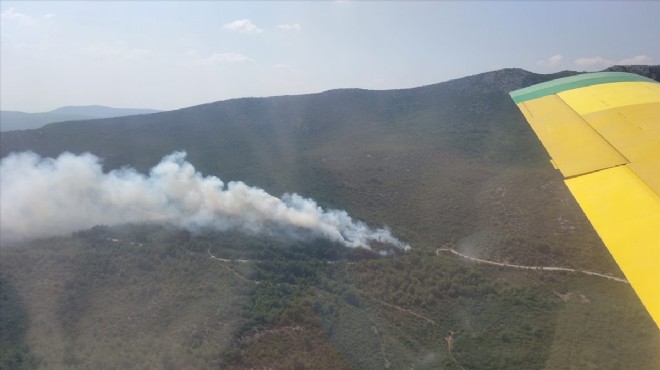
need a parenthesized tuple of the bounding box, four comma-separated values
(444, 331, 466, 370)
(206, 249, 254, 263)
(363, 294, 437, 325)
(206, 249, 438, 326)
(207, 249, 260, 284)
(435, 248, 629, 284)
(205, 244, 627, 370)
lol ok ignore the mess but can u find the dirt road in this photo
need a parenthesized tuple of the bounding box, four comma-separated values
(435, 248, 629, 284)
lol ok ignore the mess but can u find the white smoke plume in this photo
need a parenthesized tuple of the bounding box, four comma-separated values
(0, 151, 410, 251)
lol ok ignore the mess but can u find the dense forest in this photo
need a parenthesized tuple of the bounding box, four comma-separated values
(2, 224, 657, 369)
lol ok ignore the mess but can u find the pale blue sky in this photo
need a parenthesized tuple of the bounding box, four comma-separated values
(1, 1, 658, 112)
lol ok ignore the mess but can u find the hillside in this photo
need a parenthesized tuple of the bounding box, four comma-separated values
(0, 106, 161, 132)
(0, 67, 622, 268)
(1, 66, 659, 369)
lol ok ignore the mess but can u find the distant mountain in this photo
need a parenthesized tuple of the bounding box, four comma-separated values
(604, 64, 660, 80)
(0, 105, 161, 131)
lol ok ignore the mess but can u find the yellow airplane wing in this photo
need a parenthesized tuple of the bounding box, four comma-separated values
(510, 72, 660, 328)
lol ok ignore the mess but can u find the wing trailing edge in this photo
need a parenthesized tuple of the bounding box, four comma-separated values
(510, 72, 660, 328)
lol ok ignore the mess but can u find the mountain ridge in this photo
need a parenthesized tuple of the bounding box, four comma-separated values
(0, 105, 161, 132)
(4, 66, 655, 266)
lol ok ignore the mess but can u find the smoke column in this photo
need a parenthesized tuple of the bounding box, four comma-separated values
(0, 151, 410, 250)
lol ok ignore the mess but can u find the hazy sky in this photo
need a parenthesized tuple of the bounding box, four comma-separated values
(1, 1, 658, 112)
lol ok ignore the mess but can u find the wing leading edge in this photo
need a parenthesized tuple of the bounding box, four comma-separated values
(510, 72, 660, 328)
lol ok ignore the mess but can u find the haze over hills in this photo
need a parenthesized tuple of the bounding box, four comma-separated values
(4, 66, 658, 266)
(1, 66, 659, 369)
(0, 105, 161, 132)
(4, 67, 591, 259)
